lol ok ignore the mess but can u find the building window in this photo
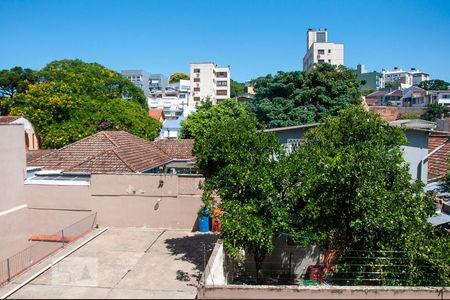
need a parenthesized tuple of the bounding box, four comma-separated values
(328, 59, 331, 62)
(194, 87, 200, 92)
(193, 68, 200, 73)
(216, 72, 228, 78)
(194, 97, 200, 101)
(216, 90, 228, 96)
(318, 49, 325, 55)
(194, 78, 200, 82)
(216, 81, 227, 86)
(328, 49, 331, 53)
(318, 59, 325, 64)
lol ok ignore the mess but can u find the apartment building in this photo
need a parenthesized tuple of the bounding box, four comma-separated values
(121, 70, 150, 97)
(427, 90, 450, 107)
(303, 29, 344, 72)
(356, 64, 385, 91)
(149, 73, 168, 91)
(383, 67, 430, 86)
(189, 62, 230, 106)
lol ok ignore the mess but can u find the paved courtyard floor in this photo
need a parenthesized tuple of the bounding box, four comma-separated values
(0, 228, 218, 299)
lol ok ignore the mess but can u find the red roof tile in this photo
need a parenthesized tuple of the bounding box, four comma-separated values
(148, 109, 164, 120)
(154, 139, 194, 160)
(28, 131, 175, 174)
(0, 116, 22, 124)
(428, 132, 450, 182)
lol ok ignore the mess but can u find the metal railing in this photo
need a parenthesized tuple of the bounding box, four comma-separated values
(0, 213, 97, 286)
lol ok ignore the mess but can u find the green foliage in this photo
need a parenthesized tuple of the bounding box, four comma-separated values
(6, 59, 159, 148)
(361, 89, 374, 96)
(398, 113, 420, 120)
(169, 72, 190, 83)
(417, 79, 450, 90)
(421, 103, 450, 121)
(385, 81, 400, 88)
(230, 79, 245, 98)
(179, 99, 248, 139)
(287, 106, 449, 286)
(248, 63, 362, 128)
(0, 67, 37, 114)
(443, 160, 450, 193)
(192, 99, 289, 282)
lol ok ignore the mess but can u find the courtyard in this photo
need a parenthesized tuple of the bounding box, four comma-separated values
(0, 228, 218, 299)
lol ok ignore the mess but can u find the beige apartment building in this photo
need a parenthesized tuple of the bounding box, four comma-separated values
(303, 29, 344, 72)
(189, 62, 230, 106)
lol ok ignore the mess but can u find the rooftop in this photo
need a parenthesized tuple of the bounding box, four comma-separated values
(28, 131, 194, 174)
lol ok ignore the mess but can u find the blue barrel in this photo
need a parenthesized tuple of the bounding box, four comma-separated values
(198, 215, 210, 232)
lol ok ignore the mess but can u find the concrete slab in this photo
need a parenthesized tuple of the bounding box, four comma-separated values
(8, 284, 111, 299)
(2, 228, 218, 299)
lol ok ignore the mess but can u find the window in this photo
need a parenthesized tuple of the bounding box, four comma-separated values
(216, 90, 228, 95)
(328, 49, 331, 53)
(216, 81, 227, 86)
(318, 59, 325, 64)
(443, 95, 450, 99)
(284, 139, 304, 154)
(194, 87, 200, 92)
(194, 78, 200, 82)
(194, 97, 200, 101)
(318, 49, 325, 55)
(328, 59, 331, 62)
(316, 32, 326, 43)
(193, 68, 200, 73)
(216, 72, 228, 78)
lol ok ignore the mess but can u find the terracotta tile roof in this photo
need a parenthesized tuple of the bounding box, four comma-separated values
(0, 116, 22, 124)
(428, 132, 450, 182)
(148, 109, 164, 120)
(26, 149, 54, 164)
(28, 131, 175, 174)
(154, 139, 194, 160)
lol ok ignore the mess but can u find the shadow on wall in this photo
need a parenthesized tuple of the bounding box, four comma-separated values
(165, 234, 219, 282)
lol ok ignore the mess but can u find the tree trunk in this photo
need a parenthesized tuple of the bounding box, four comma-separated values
(254, 253, 266, 284)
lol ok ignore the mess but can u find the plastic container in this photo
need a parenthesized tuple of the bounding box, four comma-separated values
(198, 215, 210, 232)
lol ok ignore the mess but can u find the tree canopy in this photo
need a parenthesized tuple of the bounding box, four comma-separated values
(248, 63, 362, 129)
(192, 99, 289, 282)
(6, 59, 160, 148)
(417, 79, 450, 90)
(169, 72, 190, 83)
(287, 106, 448, 285)
(421, 103, 450, 121)
(230, 79, 245, 98)
(179, 98, 249, 139)
(0, 67, 37, 115)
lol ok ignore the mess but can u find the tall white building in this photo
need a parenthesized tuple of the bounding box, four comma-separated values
(383, 67, 430, 86)
(189, 62, 230, 106)
(303, 29, 344, 72)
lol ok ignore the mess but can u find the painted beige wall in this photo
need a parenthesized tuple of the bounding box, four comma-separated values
(24, 174, 204, 230)
(0, 124, 26, 211)
(0, 125, 30, 260)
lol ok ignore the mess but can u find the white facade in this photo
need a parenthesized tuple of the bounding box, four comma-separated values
(383, 68, 429, 86)
(427, 90, 450, 107)
(303, 29, 344, 72)
(190, 62, 230, 106)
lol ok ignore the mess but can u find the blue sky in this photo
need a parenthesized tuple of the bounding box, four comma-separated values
(1, 0, 449, 82)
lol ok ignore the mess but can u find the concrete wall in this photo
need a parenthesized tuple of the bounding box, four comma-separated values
(198, 285, 449, 299)
(24, 174, 204, 230)
(402, 129, 429, 183)
(0, 125, 30, 260)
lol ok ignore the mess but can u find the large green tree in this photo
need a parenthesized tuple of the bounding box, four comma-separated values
(180, 98, 249, 139)
(287, 106, 449, 286)
(0, 67, 37, 115)
(169, 72, 190, 83)
(6, 59, 159, 148)
(248, 63, 362, 128)
(192, 99, 289, 283)
(417, 79, 450, 90)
